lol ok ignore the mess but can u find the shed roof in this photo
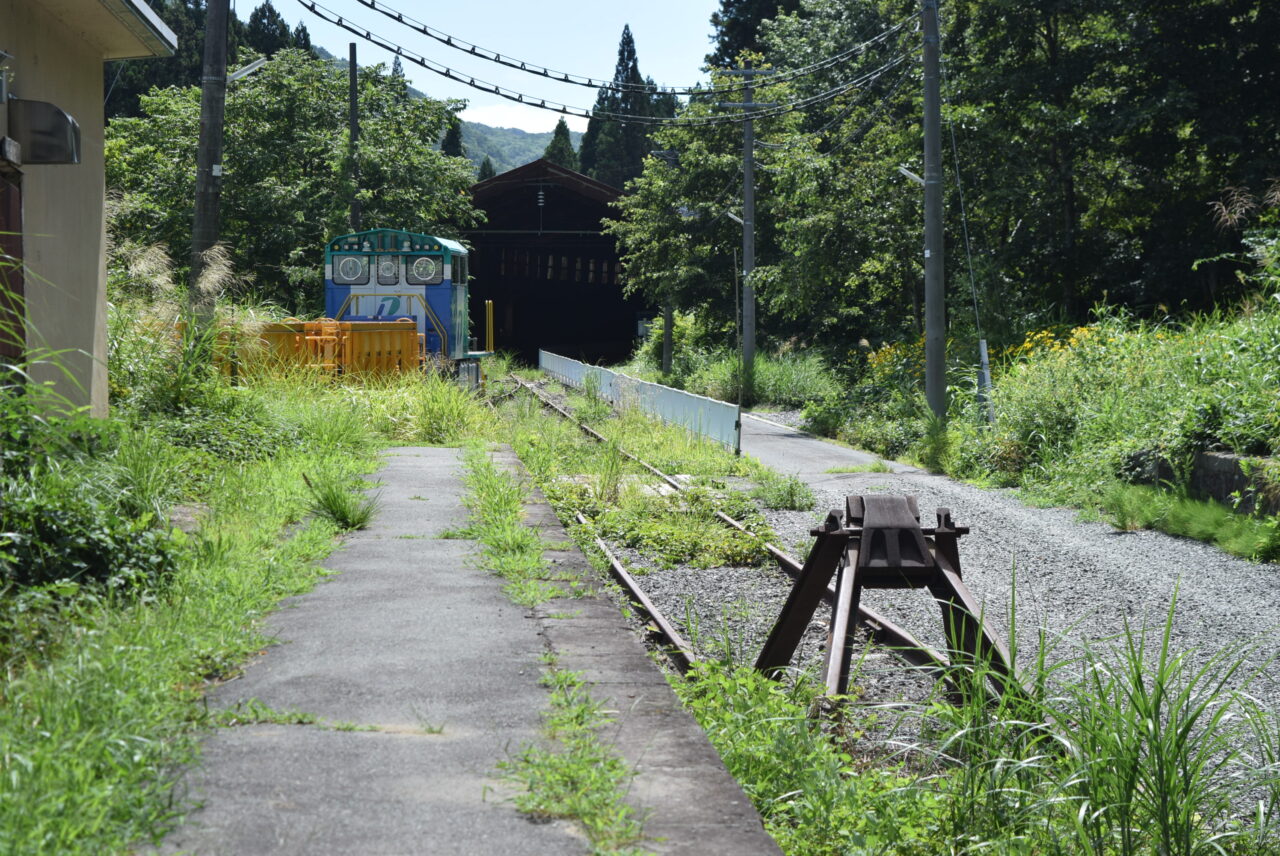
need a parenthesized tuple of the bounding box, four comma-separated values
(471, 159, 622, 207)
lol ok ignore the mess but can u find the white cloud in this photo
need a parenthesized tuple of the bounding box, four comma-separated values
(459, 102, 589, 134)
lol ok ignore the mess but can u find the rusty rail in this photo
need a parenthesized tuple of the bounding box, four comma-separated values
(573, 512, 699, 673)
(510, 374, 951, 677)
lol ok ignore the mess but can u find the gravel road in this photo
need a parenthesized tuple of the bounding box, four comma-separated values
(740, 414, 1280, 710)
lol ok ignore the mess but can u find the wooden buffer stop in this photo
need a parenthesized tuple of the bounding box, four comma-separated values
(756, 494, 1018, 698)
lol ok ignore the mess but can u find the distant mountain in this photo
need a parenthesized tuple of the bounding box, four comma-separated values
(313, 47, 580, 177)
(461, 121, 583, 176)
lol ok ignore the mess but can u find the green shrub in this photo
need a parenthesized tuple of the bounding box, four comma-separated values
(147, 394, 300, 462)
(800, 392, 847, 436)
(0, 471, 181, 589)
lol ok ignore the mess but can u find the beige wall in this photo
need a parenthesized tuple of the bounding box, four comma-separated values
(1, 0, 109, 415)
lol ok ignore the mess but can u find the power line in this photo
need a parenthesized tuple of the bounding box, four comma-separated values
(936, 6, 983, 340)
(754, 54, 910, 150)
(820, 63, 913, 155)
(296, 0, 904, 128)
(351, 0, 911, 98)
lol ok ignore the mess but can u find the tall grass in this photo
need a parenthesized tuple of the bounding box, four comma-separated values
(676, 594, 1280, 856)
(0, 433, 363, 853)
(0, 292, 498, 852)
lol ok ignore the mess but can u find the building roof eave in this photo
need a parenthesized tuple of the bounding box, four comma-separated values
(101, 0, 177, 59)
(472, 158, 623, 207)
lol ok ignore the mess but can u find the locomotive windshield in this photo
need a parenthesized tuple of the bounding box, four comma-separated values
(377, 255, 399, 285)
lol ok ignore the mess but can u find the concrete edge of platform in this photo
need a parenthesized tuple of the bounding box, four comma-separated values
(491, 448, 784, 856)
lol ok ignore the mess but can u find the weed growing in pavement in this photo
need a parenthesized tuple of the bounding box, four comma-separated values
(210, 699, 323, 728)
(501, 662, 647, 854)
(824, 459, 892, 474)
(455, 446, 564, 607)
(751, 471, 816, 511)
(303, 471, 380, 531)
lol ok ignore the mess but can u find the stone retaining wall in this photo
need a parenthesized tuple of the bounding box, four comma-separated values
(1125, 450, 1279, 515)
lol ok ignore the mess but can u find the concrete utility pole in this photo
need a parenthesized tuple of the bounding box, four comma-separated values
(922, 0, 947, 419)
(348, 43, 361, 232)
(189, 0, 230, 314)
(719, 61, 773, 407)
(741, 64, 757, 406)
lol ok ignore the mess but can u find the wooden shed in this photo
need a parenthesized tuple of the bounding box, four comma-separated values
(466, 159, 650, 365)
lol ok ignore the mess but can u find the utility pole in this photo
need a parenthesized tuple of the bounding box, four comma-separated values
(922, 0, 946, 419)
(741, 62, 757, 407)
(189, 0, 230, 315)
(719, 61, 773, 407)
(348, 43, 361, 232)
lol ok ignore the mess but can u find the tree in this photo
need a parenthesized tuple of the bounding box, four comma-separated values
(106, 49, 481, 310)
(291, 23, 312, 55)
(478, 156, 496, 181)
(707, 0, 800, 67)
(245, 1, 291, 57)
(441, 118, 465, 158)
(579, 25, 676, 189)
(105, 0, 250, 119)
(542, 118, 579, 170)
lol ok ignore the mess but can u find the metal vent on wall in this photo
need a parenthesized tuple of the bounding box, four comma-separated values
(7, 99, 80, 165)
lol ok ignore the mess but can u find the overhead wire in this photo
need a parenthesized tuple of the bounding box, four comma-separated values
(350, 0, 911, 98)
(820, 63, 913, 156)
(936, 6, 983, 339)
(296, 0, 905, 128)
(754, 53, 910, 150)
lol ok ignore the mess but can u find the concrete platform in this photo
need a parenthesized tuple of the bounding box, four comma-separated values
(159, 446, 780, 855)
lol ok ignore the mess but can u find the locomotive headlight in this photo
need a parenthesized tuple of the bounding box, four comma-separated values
(411, 256, 437, 282)
(335, 255, 368, 284)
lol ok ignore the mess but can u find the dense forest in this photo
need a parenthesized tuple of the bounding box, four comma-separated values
(611, 0, 1280, 356)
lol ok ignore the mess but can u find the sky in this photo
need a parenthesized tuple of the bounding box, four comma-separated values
(269, 0, 724, 132)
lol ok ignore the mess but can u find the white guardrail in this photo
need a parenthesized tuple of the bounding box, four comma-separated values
(539, 350, 741, 454)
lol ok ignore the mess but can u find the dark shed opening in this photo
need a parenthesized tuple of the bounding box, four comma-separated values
(466, 159, 649, 365)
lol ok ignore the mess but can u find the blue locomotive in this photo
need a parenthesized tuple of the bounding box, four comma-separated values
(323, 227, 482, 362)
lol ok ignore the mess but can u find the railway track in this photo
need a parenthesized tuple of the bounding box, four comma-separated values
(507, 374, 952, 682)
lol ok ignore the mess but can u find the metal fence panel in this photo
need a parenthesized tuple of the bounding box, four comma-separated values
(539, 350, 741, 453)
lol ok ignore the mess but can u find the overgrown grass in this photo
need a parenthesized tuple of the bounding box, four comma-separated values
(500, 380, 780, 571)
(454, 445, 564, 606)
(751, 470, 816, 511)
(501, 660, 648, 855)
(1100, 482, 1280, 561)
(0, 292, 499, 852)
(823, 303, 1280, 559)
(618, 312, 842, 408)
(676, 662, 940, 856)
(0, 433, 364, 853)
(303, 470, 380, 530)
(677, 592, 1280, 856)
